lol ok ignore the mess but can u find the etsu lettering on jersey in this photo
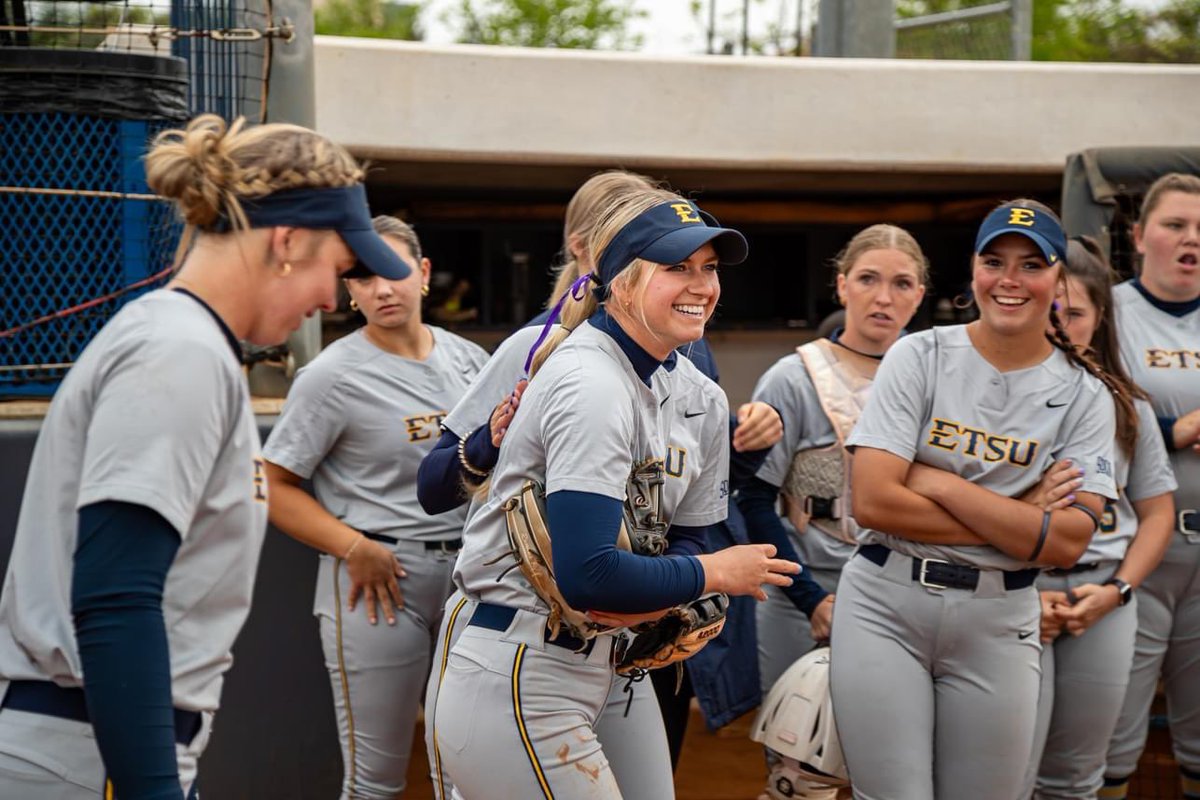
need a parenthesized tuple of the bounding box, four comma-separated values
(404, 412, 448, 443)
(252, 456, 268, 502)
(665, 446, 687, 478)
(926, 418, 1039, 467)
(1145, 348, 1200, 369)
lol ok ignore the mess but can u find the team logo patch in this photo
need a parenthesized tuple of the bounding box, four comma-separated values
(404, 411, 448, 443)
(1095, 456, 1112, 478)
(670, 202, 702, 224)
(252, 457, 268, 503)
(1007, 208, 1036, 227)
(926, 418, 1039, 467)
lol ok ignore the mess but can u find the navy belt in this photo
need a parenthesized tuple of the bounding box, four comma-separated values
(2, 680, 202, 746)
(468, 602, 595, 655)
(858, 543, 1038, 591)
(363, 532, 463, 553)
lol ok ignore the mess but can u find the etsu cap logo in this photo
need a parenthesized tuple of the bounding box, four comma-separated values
(670, 202, 703, 224)
(975, 205, 1067, 267)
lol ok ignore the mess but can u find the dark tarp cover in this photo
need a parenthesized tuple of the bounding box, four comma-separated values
(0, 47, 188, 121)
(1061, 147, 1200, 258)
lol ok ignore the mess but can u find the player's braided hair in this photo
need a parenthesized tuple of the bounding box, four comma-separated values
(1055, 236, 1147, 459)
(545, 171, 658, 308)
(145, 114, 364, 234)
(527, 187, 682, 378)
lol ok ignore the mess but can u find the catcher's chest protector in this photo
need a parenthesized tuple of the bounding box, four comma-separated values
(782, 339, 875, 544)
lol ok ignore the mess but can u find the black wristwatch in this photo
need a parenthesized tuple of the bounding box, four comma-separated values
(1104, 577, 1133, 606)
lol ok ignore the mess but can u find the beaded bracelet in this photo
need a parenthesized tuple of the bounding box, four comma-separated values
(458, 434, 491, 479)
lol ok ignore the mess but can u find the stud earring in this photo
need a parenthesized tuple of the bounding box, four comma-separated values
(349, 299, 359, 312)
(421, 284, 430, 297)
(280, 261, 293, 278)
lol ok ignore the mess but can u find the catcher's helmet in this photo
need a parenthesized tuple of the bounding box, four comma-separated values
(750, 646, 848, 789)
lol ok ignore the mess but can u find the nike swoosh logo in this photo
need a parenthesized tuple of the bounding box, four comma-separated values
(684, 410, 706, 418)
(1018, 630, 1036, 640)
(1046, 401, 1068, 409)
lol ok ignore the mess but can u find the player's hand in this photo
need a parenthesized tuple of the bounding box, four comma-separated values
(732, 402, 783, 453)
(697, 544, 801, 602)
(809, 594, 834, 642)
(586, 608, 672, 629)
(1039, 590, 1070, 642)
(1021, 459, 1084, 511)
(489, 379, 528, 447)
(345, 537, 406, 626)
(1058, 582, 1121, 636)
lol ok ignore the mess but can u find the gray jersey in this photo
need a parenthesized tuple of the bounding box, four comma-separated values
(1114, 281, 1200, 522)
(0, 290, 267, 712)
(752, 352, 857, 570)
(264, 326, 488, 542)
(1085, 397, 1177, 563)
(847, 324, 1118, 570)
(452, 321, 728, 611)
(443, 325, 729, 532)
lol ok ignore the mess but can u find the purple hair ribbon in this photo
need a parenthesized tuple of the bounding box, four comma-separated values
(523, 272, 598, 376)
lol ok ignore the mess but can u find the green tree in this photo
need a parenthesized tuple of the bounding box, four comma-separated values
(315, 0, 424, 39)
(451, 0, 644, 49)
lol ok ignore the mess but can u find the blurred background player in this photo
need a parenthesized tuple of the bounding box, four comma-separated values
(263, 216, 487, 798)
(432, 188, 800, 799)
(831, 201, 1124, 800)
(738, 223, 929, 800)
(1104, 172, 1200, 800)
(1024, 236, 1176, 800)
(0, 114, 409, 799)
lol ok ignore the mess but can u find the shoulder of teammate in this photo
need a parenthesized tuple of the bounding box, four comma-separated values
(428, 324, 490, 374)
(441, 325, 544, 438)
(1126, 396, 1179, 501)
(844, 327, 939, 460)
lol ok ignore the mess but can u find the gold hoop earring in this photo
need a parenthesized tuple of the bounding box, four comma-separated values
(349, 299, 359, 312)
(421, 284, 430, 297)
(280, 262, 293, 278)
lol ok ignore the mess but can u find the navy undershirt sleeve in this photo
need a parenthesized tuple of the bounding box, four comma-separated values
(547, 490, 704, 612)
(72, 501, 184, 800)
(1158, 416, 1179, 451)
(728, 413, 774, 490)
(734, 477, 829, 616)
(417, 427, 499, 515)
(665, 524, 711, 558)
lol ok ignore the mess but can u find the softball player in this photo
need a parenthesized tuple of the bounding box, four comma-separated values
(262, 216, 487, 799)
(830, 201, 1125, 800)
(432, 189, 800, 800)
(1024, 236, 1177, 800)
(0, 114, 410, 799)
(739, 223, 929, 697)
(1104, 172, 1200, 800)
(422, 324, 734, 800)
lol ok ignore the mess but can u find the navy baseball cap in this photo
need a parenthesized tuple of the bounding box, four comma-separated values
(596, 199, 749, 286)
(974, 205, 1067, 267)
(235, 184, 412, 280)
